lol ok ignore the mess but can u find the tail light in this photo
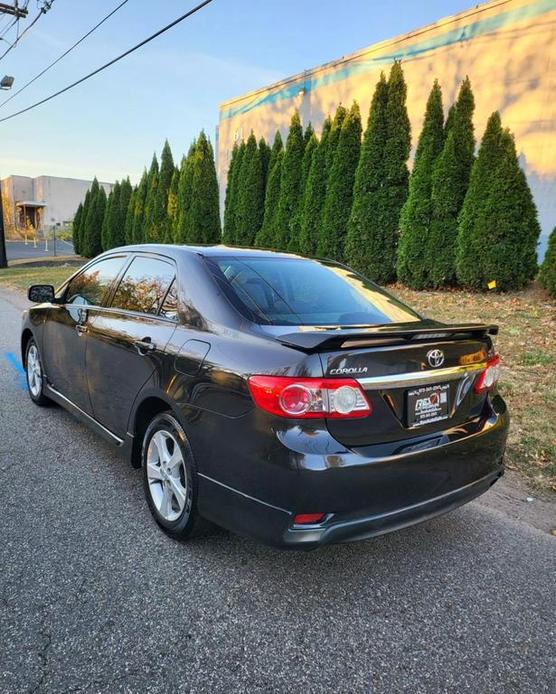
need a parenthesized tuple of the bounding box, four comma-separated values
(248, 375, 371, 419)
(474, 355, 501, 394)
(293, 513, 326, 525)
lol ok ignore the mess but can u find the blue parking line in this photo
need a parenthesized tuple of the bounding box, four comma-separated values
(5, 351, 27, 391)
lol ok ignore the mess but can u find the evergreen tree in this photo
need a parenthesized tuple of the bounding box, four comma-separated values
(299, 117, 331, 256)
(72, 202, 84, 256)
(235, 131, 264, 245)
(255, 148, 283, 248)
(184, 132, 221, 244)
(131, 170, 148, 243)
(427, 77, 475, 286)
(288, 129, 318, 252)
(165, 167, 180, 242)
(82, 179, 106, 257)
(114, 177, 132, 247)
(101, 187, 114, 251)
(275, 111, 305, 249)
(267, 131, 283, 173)
(318, 103, 362, 261)
(103, 182, 122, 251)
(444, 103, 456, 137)
(222, 141, 245, 244)
(152, 140, 174, 243)
(344, 74, 389, 277)
(396, 80, 445, 288)
(259, 137, 271, 192)
(303, 122, 314, 148)
(124, 186, 136, 245)
(539, 227, 556, 298)
(174, 143, 196, 243)
(456, 112, 540, 290)
(325, 105, 348, 175)
(143, 154, 159, 242)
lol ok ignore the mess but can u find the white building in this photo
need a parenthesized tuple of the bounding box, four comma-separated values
(1, 174, 113, 237)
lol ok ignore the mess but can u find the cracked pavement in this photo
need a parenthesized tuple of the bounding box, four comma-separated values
(0, 288, 555, 693)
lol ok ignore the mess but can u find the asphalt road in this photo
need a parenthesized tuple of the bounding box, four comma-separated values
(5, 239, 75, 261)
(0, 289, 554, 694)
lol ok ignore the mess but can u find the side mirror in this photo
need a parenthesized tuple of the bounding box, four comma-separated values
(28, 284, 55, 303)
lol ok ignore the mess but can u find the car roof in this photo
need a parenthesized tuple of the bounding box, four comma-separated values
(109, 244, 305, 260)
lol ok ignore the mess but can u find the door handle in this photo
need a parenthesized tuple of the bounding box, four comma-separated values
(75, 324, 88, 336)
(134, 337, 156, 355)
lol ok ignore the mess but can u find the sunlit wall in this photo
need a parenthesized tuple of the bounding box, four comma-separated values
(217, 0, 556, 257)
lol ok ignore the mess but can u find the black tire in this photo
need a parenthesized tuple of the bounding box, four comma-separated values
(141, 412, 210, 541)
(25, 338, 50, 406)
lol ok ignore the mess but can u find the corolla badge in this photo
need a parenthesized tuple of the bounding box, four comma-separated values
(329, 366, 368, 375)
(427, 349, 445, 368)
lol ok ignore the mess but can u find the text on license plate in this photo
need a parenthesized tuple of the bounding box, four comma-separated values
(407, 383, 450, 428)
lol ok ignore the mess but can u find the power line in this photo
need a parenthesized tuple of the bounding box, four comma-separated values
(0, 0, 214, 124)
(0, 1, 54, 63)
(0, 0, 130, 109)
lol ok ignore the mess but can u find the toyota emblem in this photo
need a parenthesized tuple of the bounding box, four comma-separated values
(427, 349, 445, 368)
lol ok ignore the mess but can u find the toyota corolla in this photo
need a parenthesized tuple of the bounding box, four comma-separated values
(21, 245, 509, 548)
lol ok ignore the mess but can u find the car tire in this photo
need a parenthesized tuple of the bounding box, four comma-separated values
(141, 412, 210, 541)
(25, 338, 50, 406)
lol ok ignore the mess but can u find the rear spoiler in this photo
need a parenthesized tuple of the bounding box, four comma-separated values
(272, 322, 499, 352)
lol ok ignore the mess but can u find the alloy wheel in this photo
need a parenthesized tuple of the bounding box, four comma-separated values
(27, 344, 42, 397)
(146, 430, 188, 522)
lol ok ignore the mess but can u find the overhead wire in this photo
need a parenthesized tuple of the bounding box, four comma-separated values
(0, 0, 215, 124)
(0, 0, 130, 109)
(0, 0, 55, 63)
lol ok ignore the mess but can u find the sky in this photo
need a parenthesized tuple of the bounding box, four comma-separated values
(0, 0, 476, 183)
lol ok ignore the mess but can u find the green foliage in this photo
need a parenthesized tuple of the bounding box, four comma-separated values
(152, 140, 174, 243)
(115, 177, 132, 248)
(132, 170, 148, 243)
(299, 117, 331, 257)
(102, 181, 121, 251)
(259, 137, 271, 191)
(72, 200, 84, 255)
(235, 132, 265, 245)
(427, 77, 475, 287)
(319, 103, 362, 261)
(456, 112, 540, 290)
(539, 228, 556, 298)
(101, 188, 112, 251)
(222, 141, 245, 244)
(288, 129, 318, 252)
(174, 143, 196, 243)
(275, 111, 305, 249)
(397, 80, 445, 288)
(81, 179, 106, 258)
(325, 105, 347, 175)
(165, 167, 179, 242)
(344, 74, 389, 278)
(255, 147, 283, 248)
(124, 186, 136, 245)
(143, 154, 159, 242)
(184, 132, 221, 244)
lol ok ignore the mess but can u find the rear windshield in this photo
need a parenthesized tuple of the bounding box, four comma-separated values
(205, 256, 421, 326)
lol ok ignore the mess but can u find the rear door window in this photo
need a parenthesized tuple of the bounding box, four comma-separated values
(110, 256, 176, 316)
(65, 256, 127, 307)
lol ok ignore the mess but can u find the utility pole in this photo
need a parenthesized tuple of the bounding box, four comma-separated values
(0, 3, 28, 19)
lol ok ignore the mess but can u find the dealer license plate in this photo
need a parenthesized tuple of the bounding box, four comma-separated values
(407, 383, 450, 428)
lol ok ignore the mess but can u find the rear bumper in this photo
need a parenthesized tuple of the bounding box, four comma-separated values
(197, 398, 509, 548)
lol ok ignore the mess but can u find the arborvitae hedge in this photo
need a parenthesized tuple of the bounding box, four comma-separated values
(166, 167, 179, 241)
(174, 142, 196, 243)
(222, 141, 245, 244)
(299, 117, 331, 257)
(81, 179, 106, 257)
(255, 148, 283, 248)
(143, 154, 159, 242)
(115, 178, 132, 248)
(427, 77, 475, 287)
(397, 81, 444, 288)
(275, 111, 305, 249)
(153, 140, 174, 243)
(456, 112, 540, 290)
(184, 132, 221, 244)
(539, 227, 556, 298)
(132, 170, 148, 243)
(124, 186, 136, 244)
(288, 129, 318, 253)
(259, 137, 271, 191)
(235, 131, 265, 245)
(344, 74, 389, 277)
(319, 102, 361, 261)
(72, 201, 84, 255)
(101, 185, 113, 251)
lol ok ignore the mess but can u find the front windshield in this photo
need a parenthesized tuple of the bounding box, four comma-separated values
(205, 256, 422, 326)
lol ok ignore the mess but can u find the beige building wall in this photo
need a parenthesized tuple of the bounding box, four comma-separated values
(217, 0, 556, 256)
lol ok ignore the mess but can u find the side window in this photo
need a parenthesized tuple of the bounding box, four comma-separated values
(110, 256, 175, 316)
(65, 256, 126, 307)
(159, 280, 178, 321)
